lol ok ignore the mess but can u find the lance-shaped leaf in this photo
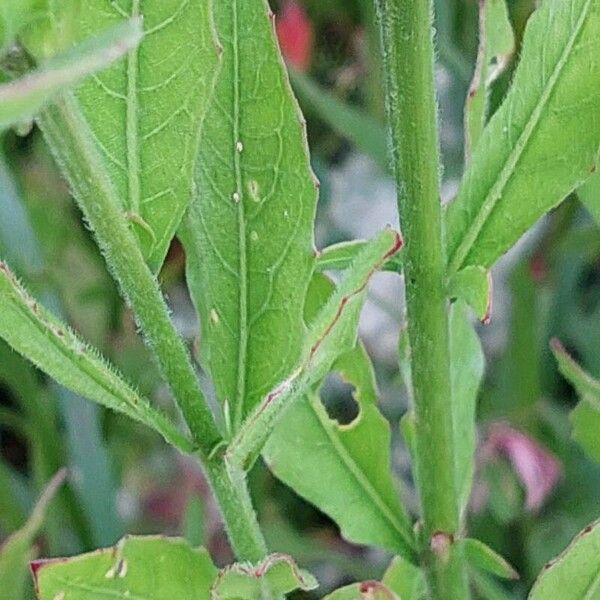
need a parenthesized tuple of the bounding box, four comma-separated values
(0, 19, 142, 130)
(447, 0, 600, 273)
(316, 239, 403, 273)
(180, 0, 318, 431)
(0, 262, 193, 453)
(448, 266, 492, 324)
(0, 470, 65, 600)
(448, 265, 492, 323)
(29, 0, 221, 271)
(263, 252, 416, 561)
(451, 301, 485, 512)
(460, 538, 518, 581)
(226, 229, 404, 472)
(32, 536, 217, 599)
(465, 0, 514, 159)
(579, 170, 600, 224)
(211, 553, 318, 599)
(552, 339, 600, 463)
(529, 520, 600, 599)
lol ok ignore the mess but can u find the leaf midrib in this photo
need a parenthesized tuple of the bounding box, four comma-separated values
(450, 0, 594, 272)
(231, 0, 249, 432)
(307, 395, 415, 555)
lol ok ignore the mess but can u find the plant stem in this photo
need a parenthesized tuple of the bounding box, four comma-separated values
(37, 96, 222, 458)
(204, 457, 268, 563)
(375, 1, 469, 597)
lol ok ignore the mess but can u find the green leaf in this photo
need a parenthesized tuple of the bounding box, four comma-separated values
(226, 229, 404, 473)
(460, 538, 518, 581)
(529, 519, 600, 599)
(0, 0, 37, 54)
(263, 267, 416, 562)
(382, 556, 427, 600)
(0, 262, 193, 453)
(323, 582, 398, 600)
(0, 469, 65, 600)
(447, 0, 600, 272)
(465, 0, 514, 158)
(0, 19, 142, 130)
(551, 339, 600, 463)
(450, 301, 485, 512)
(180, 0, 318, 430)
(579, 170, 600, 224)
(448, 266, 492, 323)
(317, 239, 403, 273)
(211, 553, 318, 599)
(38, 0, 220, 271)
(33, 536, 218, 599)
(290, 69, 389, 171)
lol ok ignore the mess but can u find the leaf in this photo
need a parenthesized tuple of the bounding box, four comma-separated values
(447, 0, 600, 272)
(263, 265, 416, 562)
(529, 519, 600, 599)
(0, 469, 65, 600)
(460, 538, 518, 580)
(450, 301, 485, 512)
(317, 239, 403, 273)
(180, 0, 318, 431)
(226, 229, 404, 472)
(33, 536, 218, 599)
(0, 19, 142, 130)
(382, 556, 427, 600)
(290, 69, 389, 171)
(448, 265, 492, 323)
(0, 0, 37, 54)
(324, 583, 399, 599)
(0, 262, 193, 453)
(465, 0, 514, 158)
(579, 170, 600, 224)
(551, 339, 600, 463)
(211, 553, 318, 599)
(33, 0, 220, 271)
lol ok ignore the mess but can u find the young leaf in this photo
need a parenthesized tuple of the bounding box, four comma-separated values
(0, 19, 142, 130)
(579, 170, 600, 224)
(551, 339, 600, 463)
(33, 536, 218, 599)
(226, 229, 404, 473)
(323, 582, 398, 599)
(263, 270, 416, 562)
(211, 553, 318, 599)
(180, 0, 318, 430)
(447, 0, 600, 273)
(34, 1, 221, 271)
(450, 301, 485, 512)
(0, 469, 65, 600)
(460, 538, 519, 580)
(317, 239, 403, 273)
(448, 265, 492, 323)
(382, 555, 427, 600)
(0, 262, 193, 453)
(465, 0, 514, 158)
(529, 519, 600, 599)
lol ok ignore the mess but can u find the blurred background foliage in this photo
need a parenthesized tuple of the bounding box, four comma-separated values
(1, 0, 599, 598)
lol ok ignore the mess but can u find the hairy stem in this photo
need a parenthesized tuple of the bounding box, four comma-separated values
(37, 96, 222, 457)
(375, 1, 469, 597)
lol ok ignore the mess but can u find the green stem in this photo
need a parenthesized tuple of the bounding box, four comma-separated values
(204, 457, 268, 563)
(37, 96, 222, 457)
(375, 1, 469, 597)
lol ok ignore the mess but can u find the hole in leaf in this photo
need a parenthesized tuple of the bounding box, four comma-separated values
(320, 372, 359, 425)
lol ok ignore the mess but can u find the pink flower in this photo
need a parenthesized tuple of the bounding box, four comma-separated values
(484, 423, 562, 512)
(276, 1, 313, 72)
